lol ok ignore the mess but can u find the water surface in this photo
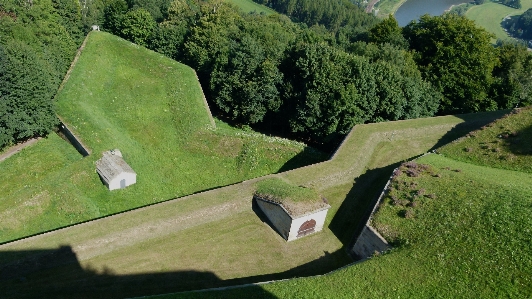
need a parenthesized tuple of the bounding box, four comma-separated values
(394, 0, 467, 26)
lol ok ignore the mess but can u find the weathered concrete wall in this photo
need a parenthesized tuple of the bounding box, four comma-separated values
(108, 172, 136, 191)
(351, 225, 389, 259)
(255, 198, 292, 239)
(288, 208, 329, 241)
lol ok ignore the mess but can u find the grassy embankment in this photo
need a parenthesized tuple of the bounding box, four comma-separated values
(466, 0, 532, 42)
(162, 108, 532, 298)
(0, 108, 506, 298)
(225, 0, 276, 14)
(0, 31, 325, 243)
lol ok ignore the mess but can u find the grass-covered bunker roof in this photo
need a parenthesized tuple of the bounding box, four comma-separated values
(254, 177, 329, 217)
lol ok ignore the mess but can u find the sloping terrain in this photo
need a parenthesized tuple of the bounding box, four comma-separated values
(0, 109, 505, 298)
(0, 31, 325, 243)
(166, 108, 532, 298)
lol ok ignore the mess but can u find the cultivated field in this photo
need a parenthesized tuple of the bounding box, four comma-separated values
(466, 0, 532, 41)
(0, 31, 325, 243)
(0, 109, 506, 298)
(165, 108, 532, 298)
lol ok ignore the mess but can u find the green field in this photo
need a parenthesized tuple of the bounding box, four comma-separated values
(225, 0, 276, 15)
(0, 31, 325, 243)
(466, 0, 532, 41)
(0, 108, 507, 298)
(160, 109, 532, 298)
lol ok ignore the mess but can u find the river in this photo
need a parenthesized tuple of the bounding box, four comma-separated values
(394, 0, 468, 27)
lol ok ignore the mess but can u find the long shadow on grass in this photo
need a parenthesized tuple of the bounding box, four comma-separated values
(430, 110, 509, 151)
(328, 164, 398, 250)
(506, 124, 532, 156)
(0, 243, 354, 299)
(328, 110, 508, 255)
(0, 246, 279, 299)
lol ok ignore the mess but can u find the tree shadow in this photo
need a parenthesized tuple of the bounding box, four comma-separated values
(430, 110, 509, 151)
(277, 146, 329, 173)
(0, 246, 279, 299)
(328, 164, 398, 251)
(504, 124, 532, 155)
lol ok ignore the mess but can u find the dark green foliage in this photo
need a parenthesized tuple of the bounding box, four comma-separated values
(210, 35, 283, 123)
(253, 0, 378, 32)
(0, 42, 58, 148)
(491, 42, 532, 108)
(126, 0, 172, 22)
(500, 0, 521, 9)
(283, 42, 440, 141)
(517, 8, 532, 39)
(148, 21, 188, 60)
(120, 8, 156, 46)
(103, 0, 127, 34)
(52, 0, 84, 43)
(404, 14, 498, 114)
(367, 15, 408, 49)
(0, 0, 80, 149)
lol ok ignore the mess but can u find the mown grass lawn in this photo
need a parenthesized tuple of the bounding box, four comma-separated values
(466, 0, 532, 42)
(167, 154, 532, 299)
(0, 31, 325, 243)
(225, 0, 276, 15)
(0, 110, 506, 298)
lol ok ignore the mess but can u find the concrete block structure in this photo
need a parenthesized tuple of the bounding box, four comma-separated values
(96, 149, 136, 190)
(255, 195, 330, 241)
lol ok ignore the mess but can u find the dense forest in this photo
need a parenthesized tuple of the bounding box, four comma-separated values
(1, 0, 532, 149)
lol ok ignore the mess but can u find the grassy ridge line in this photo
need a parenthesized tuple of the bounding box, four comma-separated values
(282, 112, 505, 189)
(191, 70, 216, 129)
(55, 32, 92, 95)
(439, 106, 532, 173)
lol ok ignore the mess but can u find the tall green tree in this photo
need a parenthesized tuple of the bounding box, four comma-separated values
(210, 35, 283, 123)
(491, 42, 532, 108)
(0, 41, 57, 148)
(103, 0, 127, 34)
(120, 8, 156, 46)
(404, 14, 498, 114)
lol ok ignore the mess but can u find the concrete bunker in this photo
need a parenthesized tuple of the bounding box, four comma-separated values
(254, 178, 330, 241)
(96, 149, 136, 190)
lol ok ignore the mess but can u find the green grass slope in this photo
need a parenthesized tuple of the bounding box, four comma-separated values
(175, 154, 531, 299)
(0, 31, 324, 243)
(0, 110, 507, 298)
(466, 0, 532, 42)
(151, 110, 532, 299)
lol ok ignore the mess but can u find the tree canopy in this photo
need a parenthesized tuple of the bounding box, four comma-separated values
(404, 14, 498, 114)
